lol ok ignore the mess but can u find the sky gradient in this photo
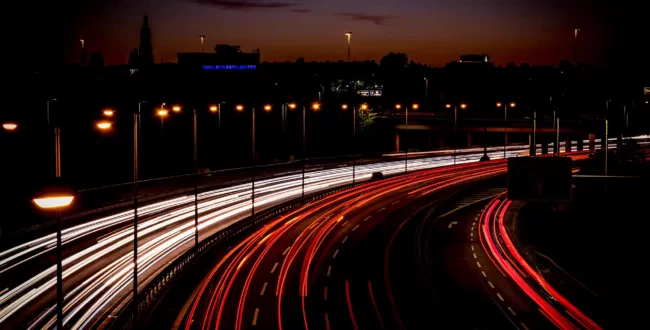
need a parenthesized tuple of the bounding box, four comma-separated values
(64, 0, 617, 66)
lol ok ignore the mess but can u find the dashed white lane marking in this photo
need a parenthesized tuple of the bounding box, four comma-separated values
(341, 206, 348, 210)
(392, 200, 400, 205)
(476, 261, 482, 268)
(260, 282, 268, 296)
(473, 253, 477, 259)
(325, 313, 331, 330)
(270, 262, 279, 274)
(497, 293, 505, 301)
(324, 286, 328, 301)
(341, 221, 348, 226)
(481, 271, 487, 278)
(332, 249, 339, 259)
(508, 307, 517, 316)
(282, 247, 290, 256)
(342, 236, 349, 243)
(488, 281, 495, 289)
(252, 308, 260, 326)
(377, 207, 386, 213)
(471, 246, 475, 251)
(352, 225, 360, 231)
(470, 232, 474, 237)
(520, 322, 530, 330)
(408, 195, 415, 198)
(364, 216, 372, 222)
(327, 266, 332, 277)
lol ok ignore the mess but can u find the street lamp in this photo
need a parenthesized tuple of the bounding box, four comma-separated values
(2, 122, 17, 131)
(311, 102, 321, 111)
(360, 103, 368, 111)
(497, 101, 516, 159)
(96, 121, 112, 130)
(32, 126, 74, 330)
(445, 103, 468, 165)
(103, 109, 115, 117)
(401, 103, 419, 173)
(172, 105, 182, 113)
(236, 104, 244, 112)
(345, 32, 352, 62)
(341, 104, 348, 110)
(264, 104, 272, 112)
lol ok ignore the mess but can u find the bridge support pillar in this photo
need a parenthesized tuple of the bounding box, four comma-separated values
(395, 132, 400, 152)
(529, 134, 536, 156)
(439, 137, 445, 148)
(577, 138, 583, 151)
(589, 133, 595, 151)
(467, 132, 472, 146)
(541, 142, 548, 155)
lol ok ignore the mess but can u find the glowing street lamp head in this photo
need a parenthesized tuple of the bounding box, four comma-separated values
(445, 104, 452, 109)
(288, 103, 297, 110)
(496, 102, 503, 107)
(157, 109, 169, 117)
(235, 105, 244, 111)
(103, 109, 115, 117)
(341, 104, 348, 110)
(311, 102, 321, 110)
(2, 122, 17, 131)
(96, 121, 112, 130)
(395, 104, 402, 110)
(264, 104, 272, 112)
(172, 105, 182, 113)
(460, 103, 468, 110)
(33, 196, 74, 209)
(360, 104, 368, 111)
(209, 105, 218, 112)
(509, 102, 516, 108)
(412, 104, 419, 110)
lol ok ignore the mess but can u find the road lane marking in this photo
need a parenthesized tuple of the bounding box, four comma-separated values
(377, 207, 386, 213)
(341, 221, 348, 226)
(252, 308, 260, 326)
(333, 249, 339, 259)
(476, 261, 482, 268)
(508, 307, 517, 316)
(473, 253, 477, 259)
(488, 281, 495, 289)
(325, 313, 331, 330)
(282, 247, 290, 256)
(323, 286, 328, 300)
(520, 322, 530, 330)
(270, 262, 278, 274)
(470, 232, 474, 237)
(481, 271, 487, 277)
(342, 236, 349, 243)
(497, 293, 504, 301)
(471, 246, 475, 251)
(352, 225, 360, 231)
(448, 221, 458, 228)
(392, 200, 400, 205)
(364, 216, 371, 222)
(327, 266, 332, 277)
(260, 282, 268, 296)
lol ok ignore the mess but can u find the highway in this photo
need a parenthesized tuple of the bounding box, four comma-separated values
(0, 136, 636, 329)
(176, 160, 508, 330)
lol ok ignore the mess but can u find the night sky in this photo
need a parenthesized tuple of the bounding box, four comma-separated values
(31, 0, 647, 67)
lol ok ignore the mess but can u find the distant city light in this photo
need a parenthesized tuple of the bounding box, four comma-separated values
(2, 122, 17, 131)
(360, 104, 368, 111)
(103, 109, 115, 117)
(202, 65, 257, 71)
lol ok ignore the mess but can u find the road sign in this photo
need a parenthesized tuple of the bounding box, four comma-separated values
(507, 157, 572, 201)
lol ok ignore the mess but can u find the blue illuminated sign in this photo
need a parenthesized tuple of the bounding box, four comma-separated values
(202, 65, 257, 71)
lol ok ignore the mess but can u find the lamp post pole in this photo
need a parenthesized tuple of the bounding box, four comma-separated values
(252, 108, 256, 216)
(405, 106, 409, 173)
(352, 106, 356, 183)
(504, 103, 508, 159)
(604, 119, 608, 176)
(193, 109, 199, 246)
(533, 111, 537, 157)
(454, 105, 457, 165)
(302, 105, 306, 198)
(132, 104, 140, 322)
(54, 127, 63, 330)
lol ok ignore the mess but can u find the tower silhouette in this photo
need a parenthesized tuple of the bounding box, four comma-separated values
(139, 15, 154, 65)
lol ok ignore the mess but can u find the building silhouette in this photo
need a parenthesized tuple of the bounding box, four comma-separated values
(139, 15, 154, 65)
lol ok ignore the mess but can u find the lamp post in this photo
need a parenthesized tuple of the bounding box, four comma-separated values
(445, 103, 467, 165)
(33, 127, 75, 330)
(424, 77, 429, 102)
(342, 104, 357, 183)
(345, 32, 352, 62)
(402, 103, 419, 173)
(199, 35, 206, 53)
(497, 102, 516, 159)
